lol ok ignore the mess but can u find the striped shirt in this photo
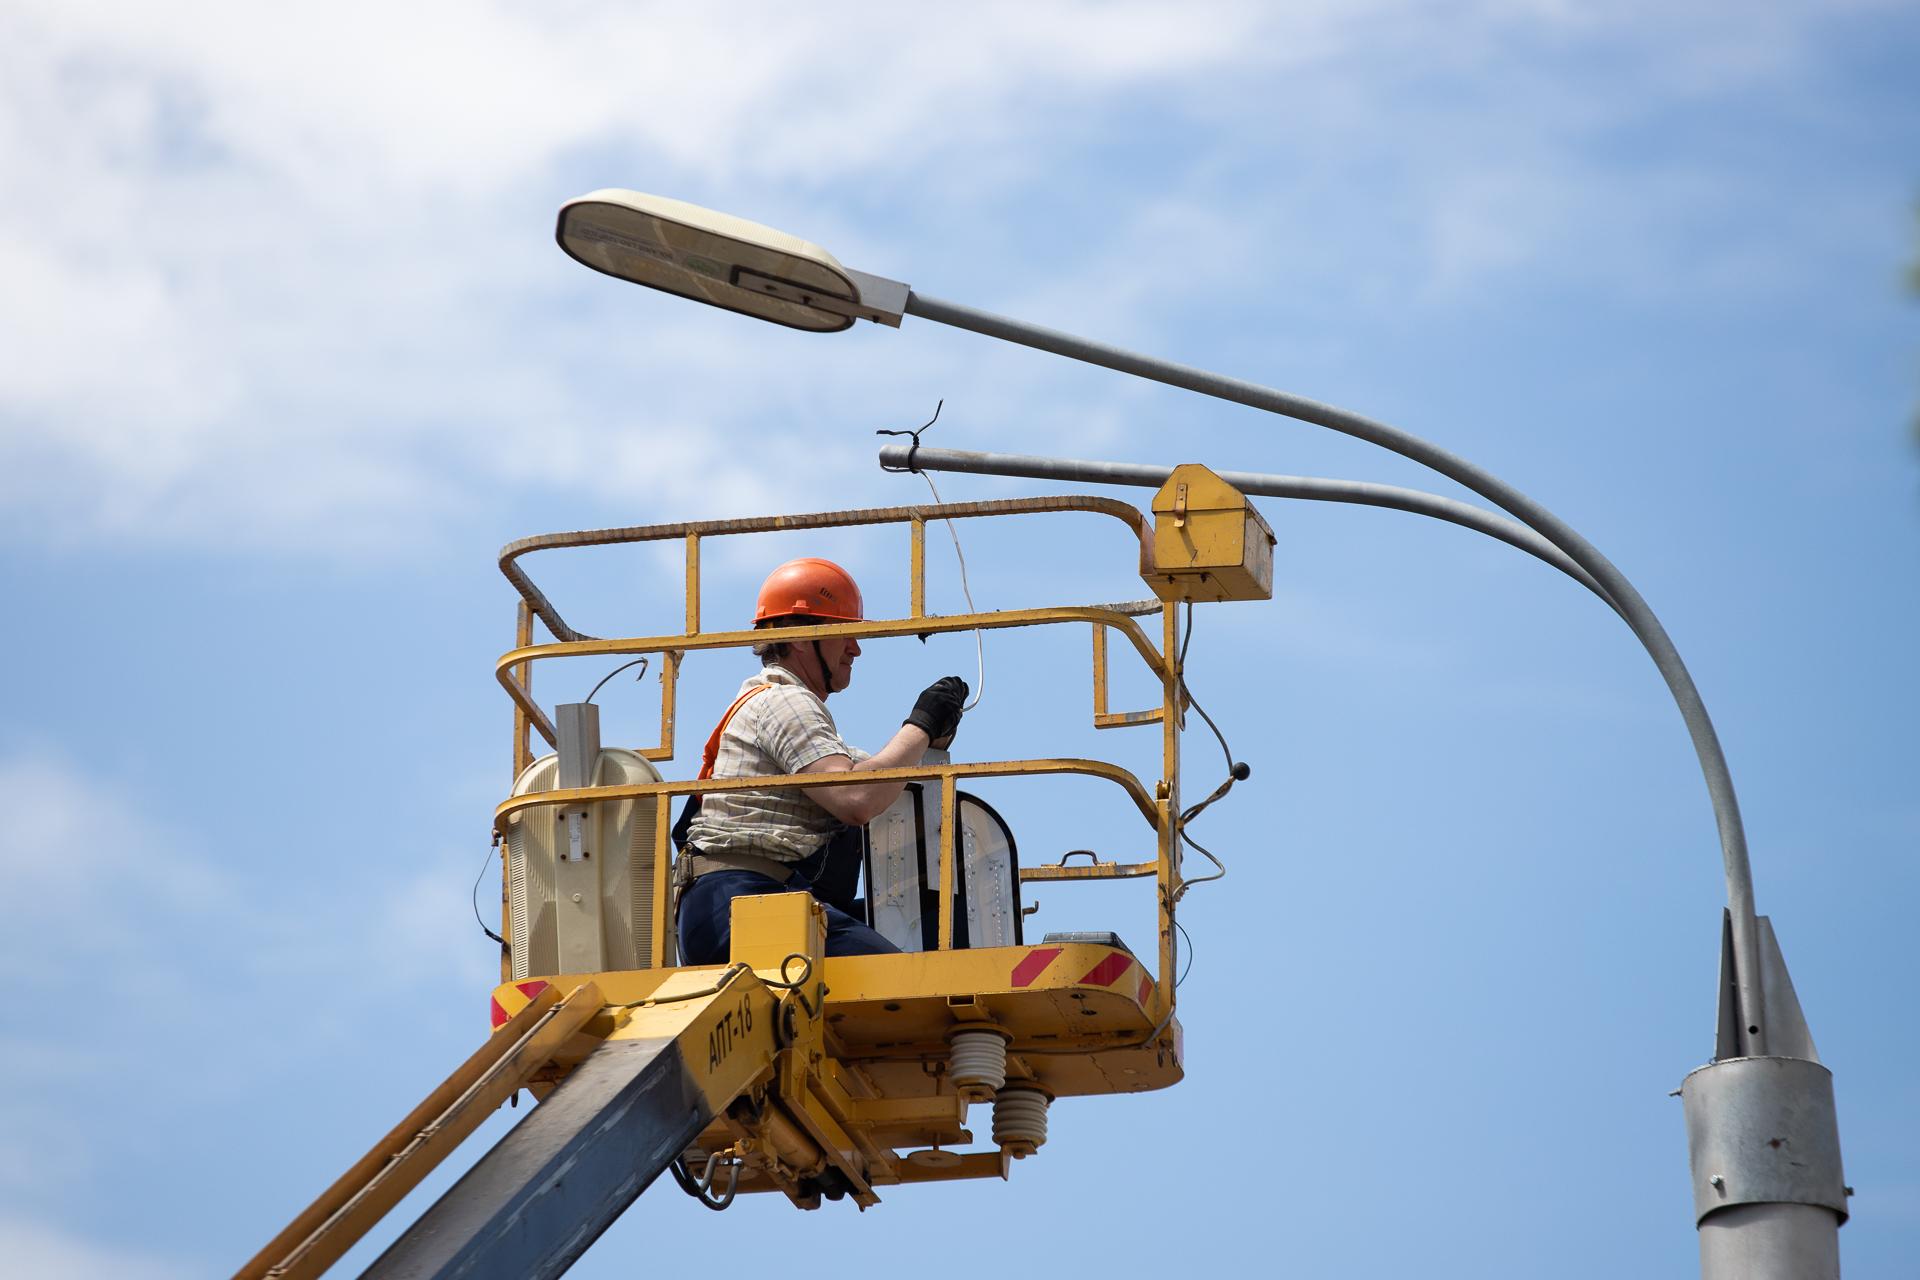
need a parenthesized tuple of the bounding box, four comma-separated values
(683, 664, 868, 863)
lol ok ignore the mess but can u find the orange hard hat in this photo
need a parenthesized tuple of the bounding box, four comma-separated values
(754, 558, 864, 624)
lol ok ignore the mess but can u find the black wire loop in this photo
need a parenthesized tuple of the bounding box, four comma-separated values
(766, 952, 815, 990)
(877, 399, 943, 474)
(671, 1151, 742, 1211)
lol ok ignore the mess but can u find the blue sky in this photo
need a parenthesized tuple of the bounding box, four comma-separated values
(3, 3, 1917, 1276)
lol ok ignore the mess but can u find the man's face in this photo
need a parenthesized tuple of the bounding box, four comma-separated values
(818, 635, 860, 693)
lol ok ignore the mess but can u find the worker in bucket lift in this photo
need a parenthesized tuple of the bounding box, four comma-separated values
(674, 557, 968, 964)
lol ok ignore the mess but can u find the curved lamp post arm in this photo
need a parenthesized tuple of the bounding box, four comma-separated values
(545, 188, 1841, 1271)
(903, 290, 1767, 1057)
(878, 443, 1622, 616)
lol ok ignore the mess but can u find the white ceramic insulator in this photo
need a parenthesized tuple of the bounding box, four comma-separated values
(948, 1029, 1009, 1101)
(993, 1086, 1050, 1157)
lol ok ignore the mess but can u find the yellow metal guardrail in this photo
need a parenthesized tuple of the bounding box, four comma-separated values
(493, 494, 1186, 1014)
(493, 759, 1167, 966)
(496, 495, 1163, 761)
(495, 605, 1172, 756)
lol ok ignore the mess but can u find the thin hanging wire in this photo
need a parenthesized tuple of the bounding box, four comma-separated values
(471, 838, 507, 948)
(879, 401, 985, 712)
(1174, 602, 1247, 892)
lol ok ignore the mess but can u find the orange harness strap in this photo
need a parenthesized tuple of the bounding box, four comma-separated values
(698, 683, 773, 780)
(680, 682, 794, 885)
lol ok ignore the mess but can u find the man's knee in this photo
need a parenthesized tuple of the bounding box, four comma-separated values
(822, 909, 901, 957)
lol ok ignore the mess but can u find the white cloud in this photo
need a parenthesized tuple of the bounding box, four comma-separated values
(0, 1, 1889, 554)
(0, 1, 1285, 477)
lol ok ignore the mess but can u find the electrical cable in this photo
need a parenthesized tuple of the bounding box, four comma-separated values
(470, 838, 507, 948)
(585, 655, 648, 704)
(914, 467, 986, 713)
(668, 1158, 705, 1199)
(1177, 602, 1236, 779)
(763, 952, 817, 991)
(878, 402, 986, 712)
(1175, 917, 1195, 988)
(1172, 602, 1244, 892)
(614, 963, 750, 1008)
(1178, 829, 1229, 893)
(670, 1152, 741, 1211)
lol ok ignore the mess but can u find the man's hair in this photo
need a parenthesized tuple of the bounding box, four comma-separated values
(751, 615, 814, 662)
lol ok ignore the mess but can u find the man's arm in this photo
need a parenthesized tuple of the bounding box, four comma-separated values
(798, 676, 968, 825)
(799, 724, 932, 825)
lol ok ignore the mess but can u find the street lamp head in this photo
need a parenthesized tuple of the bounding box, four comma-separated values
(555, 189, 904, 332)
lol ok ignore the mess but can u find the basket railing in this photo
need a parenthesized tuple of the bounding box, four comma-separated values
(494, 495, 1187, 1020)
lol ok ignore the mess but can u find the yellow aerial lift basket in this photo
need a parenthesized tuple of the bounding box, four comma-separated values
(236, 471, 1273, 1280)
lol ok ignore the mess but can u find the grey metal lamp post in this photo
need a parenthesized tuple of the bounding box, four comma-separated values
(553, 188, 1849, 1277)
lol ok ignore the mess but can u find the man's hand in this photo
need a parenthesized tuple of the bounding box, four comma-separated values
(905, 675, 969, 742)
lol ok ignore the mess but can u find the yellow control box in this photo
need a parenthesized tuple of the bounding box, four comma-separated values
(1146, 464, 1275, 603)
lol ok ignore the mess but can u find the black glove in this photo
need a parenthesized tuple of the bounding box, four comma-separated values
(905, 675, 969, 741)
